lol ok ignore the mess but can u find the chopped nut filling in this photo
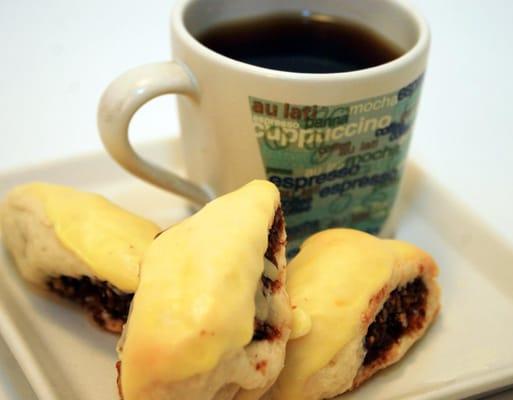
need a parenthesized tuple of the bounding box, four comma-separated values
(265, 207, 285, 267)
(46, 275, 133, 332)
(254, 207, 284, 341)
(363, 277, 427, 366)
(252, 319, 281, 341)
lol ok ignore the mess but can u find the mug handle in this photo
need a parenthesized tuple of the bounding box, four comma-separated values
(97, 62, 212, 206)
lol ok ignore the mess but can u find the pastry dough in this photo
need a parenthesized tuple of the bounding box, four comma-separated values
(117, 180, 292, 400)
(1, 182, 160, 332)
(270, 229, 440, 400)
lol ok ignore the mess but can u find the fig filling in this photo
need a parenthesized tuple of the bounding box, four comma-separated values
(265, 207, 285, 267)
(46, 275, 133, 332)
(363, 277, 428, 366)
(253, 207, 284, 342)
(253, 319, 281, 341)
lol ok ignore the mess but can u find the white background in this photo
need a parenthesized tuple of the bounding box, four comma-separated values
(1, 0, 512, 399)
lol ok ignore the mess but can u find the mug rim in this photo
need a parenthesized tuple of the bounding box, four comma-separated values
(172, 0, 430, 81)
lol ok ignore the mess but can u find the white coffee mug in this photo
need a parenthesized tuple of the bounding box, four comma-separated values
(98, 0, 429, 252)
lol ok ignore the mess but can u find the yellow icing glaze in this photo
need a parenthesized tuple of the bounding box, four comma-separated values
(273, 229, 395, 400)
(290, 307, 312, 340)
(15, 182, 159, 292)
(120, 180, 280, 399)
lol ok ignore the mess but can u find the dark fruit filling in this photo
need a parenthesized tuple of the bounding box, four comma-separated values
(363, 277, 428, 365)
(252, 319, 281, 341)
(265, 207, 285, 267)
(253, 207, 284, 341)
(46, 275, 133, 331)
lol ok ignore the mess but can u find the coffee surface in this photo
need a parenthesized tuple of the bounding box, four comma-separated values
(197, 12, 403, 73)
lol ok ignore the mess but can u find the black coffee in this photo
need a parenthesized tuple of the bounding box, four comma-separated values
(196, 12, 403, 73)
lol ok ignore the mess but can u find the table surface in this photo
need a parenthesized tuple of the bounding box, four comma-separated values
(1, 0, 512, 399)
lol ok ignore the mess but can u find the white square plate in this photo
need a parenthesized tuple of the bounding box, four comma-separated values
(1, 140, 512, 400)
